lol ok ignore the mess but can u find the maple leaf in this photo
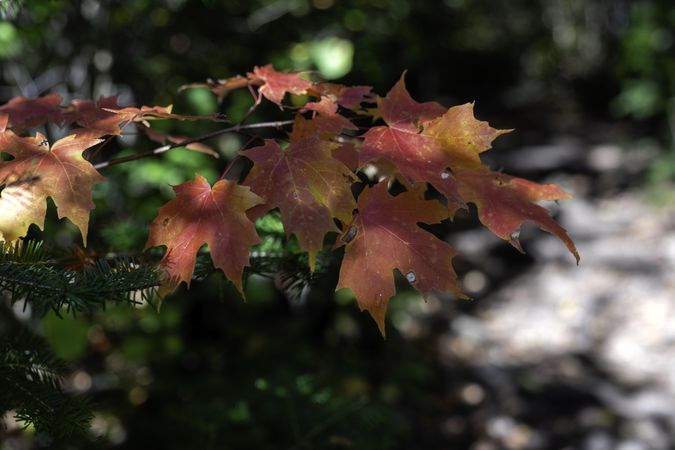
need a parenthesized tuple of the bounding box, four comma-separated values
(375, 74, 446, 132)
(456, 170, 580, 262)
(0, 94, 63, 132)
(250, 65, 313, 106)
(337, 86, 376, 110)
(0, 131, 104, 244)
(63, 96, 130, 137)
(242, 135, 356, 269)
(183, 71, 374, 110)
(288, 115, 360, 170)
(145, 174, 263, 295)
(335, 182, 465, 335)
(361, 74, 510, 212)
(310, 83, 375, 110)
(331, 141, 360, 171)
(303, 96, 340, 116)
(361, 75, 577, 262)
(0, 179, 42, 245)
(110, 105, 228, 125)
(180, 74, 252, 102)
(292, 99, 358, 142)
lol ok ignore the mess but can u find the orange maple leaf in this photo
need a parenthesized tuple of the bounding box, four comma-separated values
(362, 74, 509, 212)
(145, 174, 263, 296)
(0, 130, 104, 244)
(336, 182, 465, 335)
(361, 74, 577, 261)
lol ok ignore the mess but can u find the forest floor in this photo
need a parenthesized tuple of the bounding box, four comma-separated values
(428, 130, 675, 449)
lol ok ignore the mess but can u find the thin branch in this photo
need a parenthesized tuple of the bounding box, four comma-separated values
(93, 120, 293, 170)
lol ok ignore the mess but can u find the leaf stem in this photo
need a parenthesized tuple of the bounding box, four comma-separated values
(219, 155, 242, 180)
(86, 119, 135, 161)
(93, 120, 293, 170)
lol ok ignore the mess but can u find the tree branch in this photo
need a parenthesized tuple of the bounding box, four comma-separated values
(93, 120, 293, 170)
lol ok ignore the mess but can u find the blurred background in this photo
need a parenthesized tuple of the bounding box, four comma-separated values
(1, 0, 675, 448)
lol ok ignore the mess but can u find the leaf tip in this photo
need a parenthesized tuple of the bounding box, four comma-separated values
(508, 229, 525, 254)
(368, 306, 387, 338)
(568, 243, 581, 265)
(308, 251, 317, 273)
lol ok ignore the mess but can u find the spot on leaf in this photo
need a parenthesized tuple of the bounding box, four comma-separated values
(341, 224, 358, 244)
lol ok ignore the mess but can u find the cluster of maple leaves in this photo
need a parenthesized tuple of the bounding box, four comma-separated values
(0, 65, 578, 333)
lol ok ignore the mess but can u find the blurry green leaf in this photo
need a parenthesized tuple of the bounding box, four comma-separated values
(309, 37, 354, 80)
(255, 211, 285, 235)
(0, 21, 21, 59)
(101, 220, 147, 251)
(612, 79, 661, 119)
(183, 88, 218, 115)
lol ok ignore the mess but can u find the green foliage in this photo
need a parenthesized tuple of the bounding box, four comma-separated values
(0, 315, 91, 437)
(612, 2, 675, 119)
(0, 240, 160, 316)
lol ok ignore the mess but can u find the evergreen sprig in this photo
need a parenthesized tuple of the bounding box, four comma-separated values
(0, 319, 92, 437)
(0, 240, 161, 316)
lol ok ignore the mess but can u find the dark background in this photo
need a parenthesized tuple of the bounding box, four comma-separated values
(1, 0, 675, 449)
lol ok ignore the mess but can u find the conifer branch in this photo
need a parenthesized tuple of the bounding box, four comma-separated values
(0, 241, 160, 316)
(0, 316, 92, 437)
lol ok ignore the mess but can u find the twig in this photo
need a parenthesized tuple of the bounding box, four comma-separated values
(93, 120, 293, 170)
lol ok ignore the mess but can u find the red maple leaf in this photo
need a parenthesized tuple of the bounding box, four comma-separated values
(183, 74, 251, 102)
(456, 170, 580, 262)
(145, 174, 263, 296)
(335, 182, 465, 335)
(0, 94, 63, 132)
(289, 114, 360, 170)
(64, 96, 131, 137)
(362, 75, 509, 211)
(250, 65, 313, 106)
(242, 133, 356, 269)
(109, 104, 228, 125)
(360, 74, 576, 261)
(310, 83, 375, 110)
